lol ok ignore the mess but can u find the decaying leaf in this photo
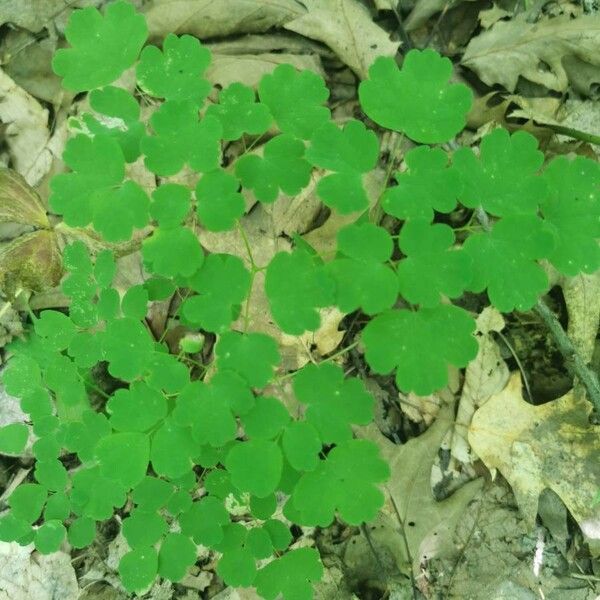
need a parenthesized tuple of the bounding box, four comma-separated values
(0, 0, 68, 32)
(462, 15, 600, 95)
(143, 0, 304, 41)
(284, 0, 400, 79)
(360, 404, 484, 572)
(469, 372, 600, 554)
(451, 307, 509, 464)
(0, 168, 49, 228)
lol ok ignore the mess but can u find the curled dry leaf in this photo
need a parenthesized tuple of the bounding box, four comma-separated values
(469, 372, 600, 554)
(451, 306, 509, 464)
(142, 0, 304, 41)
(462, 15, 600, 96)
(284, 0, 400, 79)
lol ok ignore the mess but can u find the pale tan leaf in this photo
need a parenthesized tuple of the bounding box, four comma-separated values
(0, 168, 48, 228)
(143, 0, 304, 40)
(462, 15, 600, 94)
(284, 0, 400, 78)
(469, 372, 600, 554)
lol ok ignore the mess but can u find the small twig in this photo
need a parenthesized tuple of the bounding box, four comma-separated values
(495, 330, 534, 402)
(534, 298, 600, 413)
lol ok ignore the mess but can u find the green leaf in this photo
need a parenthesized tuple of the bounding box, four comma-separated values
(137, 33, 211, 105)
(255, 547, 323, 600)
(180, 496, 230, 546)
(94, 249, 116, 288)
(246, 527, 274, 559)
(95, 432, 149, 489)
(215, 331, 280, 388)
(206, 82, 272, 140)
(362, 305, 478, 395)
(34, 520, 66, 554)
(86, 86, 144, 162)
(158, 533, 197, 582)
(33, 436, 61, 461)
(263, 519, 292, 551)
(249, 494, 277, 519)
(452, 128, 547, 216)
(133, 476, 174, 512)
(70, 466, 126, 520)
(34, 459, 68, 491)
(150, 183, 191, 229)
(8, 483, 47, 523)
(34, 310, 76, 350)
(182, 253, 251, 332)
(282, 422, 321, 472)
(327, 222, 398, 314)
(217, 547, 257, 587)
(382, 145, 461, 221)
(541, 155, 600, 276)
(62, 410, 111, 463)
(68, 516, 96, 549)
(196, 169, 245, 231)
(107, 382, 167, 433)
(0, 423, 29, 455)
(142, 101, 222, 176)
(265, 249, 335, 335)
(142, 226, 204, 278)
(52, 1, 148, 92)
(3, 354, 42, 397)
(122, 510, 167, 548)
(0, 513, 32, 543)
(241, 396, 290, 439)
(150, 419, 195, 479)
(44, 492, 70, 521)
(293, 362, 373, 444)
(306, 119, 378, 213)
(292, 439, 389, 526)
(102, 317, 154, 381)
(359, 49, 472, 143)
(121, 285, 149, 320)
(210, 370, 256, 416)
(396, 219, 472, 307)
(463, 214, 553, 312)
(226, 440, 282, 498)
(145, 351, 190, 394)
(119, 547, 158, 594)
(235, 135, 312, 203)
(68, 331, 103, 368)
(258, 64, 330, 139)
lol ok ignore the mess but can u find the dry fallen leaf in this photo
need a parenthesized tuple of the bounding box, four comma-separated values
(451, 307, 509, 464)
(469, 372, 600, 554)
(462, 14, 600, 95)
(143, 0, 304, 41)
(359, 404, 484, 572)
(284, 0, 400, 79)
(0, 0, 67, 32)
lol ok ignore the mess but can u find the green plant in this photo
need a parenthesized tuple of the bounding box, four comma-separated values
(0, 1, 598, 597)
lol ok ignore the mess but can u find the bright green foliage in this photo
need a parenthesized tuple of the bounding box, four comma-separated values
(265, 249, 335, 334)
(255, 548, 324, 600)
(291, 439, 389, 526)
(137, 34, 211, 105)
(196, 169, 245, 231)
(463, 214, 553, 312)
(396, 219, 472, 307)
(452, 129, 547, 216)
(150, 184, 191, 229)
(235, 135, 312, 203)
(382, 146, 461, 221)
(119, 547, 158, 594)
(50, 135, 149, 241)
(52, 1, 147, 92)
(8, 484, 47, 523)
(86, 86, 144, 162)
(206, 83, 272, 140)
(326, 222, 398, 314)
(359, 49, 472, 143)
(142, 226, 204, 278)
(258, 64, 330, 139)
(142, 102, 222, 176)
(0, 423, 28, 455)
(362, 305, 478, 395)
(282, 422, 321, 472)
(541, 155, 600, 275)
(226, 440, 283, 498)
(182, 253, 251, 332)
(242, 396, 290, 439)
(293, 363, 373, 444)
(306, 120, 378, 213)
(7, 4, 599, 599)
(215, 331, 280, 388)
(34, 520, 66, 554)
(158, 533, 197, 581)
